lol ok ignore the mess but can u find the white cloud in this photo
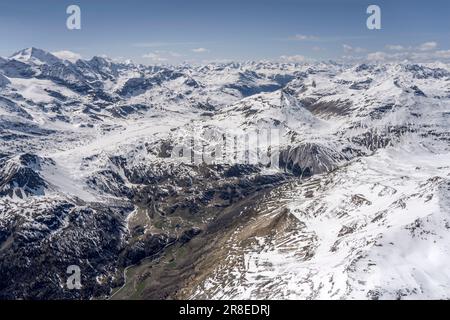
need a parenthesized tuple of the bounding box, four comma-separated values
(418, 41, 437, 51)
(340, 40, 450, 63)
(342, 44, 366, 54)
(367, 51, 388, 61)
(435, 50, 450, 59)
(386, 44, 405, 51)
(133, 41, 199, 48)
(52, 50, 82, 62)
(142, 52, 167, 62)
(289, 34, 318, 41)
(342, 44, 352, 52)
(192, 48, 209, 53)
(142, 50, 181, 62)
(201, 58, 233, 64)
(167, 51, 182, 57)
(280, 55, 307, 63)
(363, 48, 450, 63)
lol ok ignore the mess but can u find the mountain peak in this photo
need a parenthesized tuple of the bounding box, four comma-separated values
(10, 47, 61, 66)
(90, 55, 113, 65)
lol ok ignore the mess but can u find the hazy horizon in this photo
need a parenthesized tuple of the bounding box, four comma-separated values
(1, 0, 449, 64)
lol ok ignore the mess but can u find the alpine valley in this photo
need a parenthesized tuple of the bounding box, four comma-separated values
(0, 47, 449, 299)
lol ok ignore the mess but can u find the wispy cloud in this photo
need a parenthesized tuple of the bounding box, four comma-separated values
(142, 50, 182, 62)
(367, 51, 388, 61)
(365, 47, 450, 62)
(133, 41, 204, 48)
(435, 50, 450, 59)
(289, 34, 319, 41)
(385, 44, 405, 51)
(283, 35, 370, 43)
(192, 48, 209, 53)
(339, 40, 449, 63)
(342, 44, 367, 54)
(142, 52, 167, 62)
(167, 51, 182, 57)
(201, 58, 233, 64)
(280, 54, 308, 63)
(418, 41, 438, 51)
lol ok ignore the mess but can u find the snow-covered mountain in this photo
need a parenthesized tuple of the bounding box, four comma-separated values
(10, 47, 62, 66)
(0, 48, 449, 299)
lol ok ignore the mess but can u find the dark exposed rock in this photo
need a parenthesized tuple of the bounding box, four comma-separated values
(410, 85, 426, 97)
(119, 233, 176, 267)
(301, 99, 353, 117)
(279, 143, 348, 176)
(0, 200, 130, 299)
(179, 228, 202, 245)
(0, 154, 50, 198)
(350, 78, 372, 90)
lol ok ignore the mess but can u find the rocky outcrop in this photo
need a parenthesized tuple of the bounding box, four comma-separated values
(279, 143, 348, 176)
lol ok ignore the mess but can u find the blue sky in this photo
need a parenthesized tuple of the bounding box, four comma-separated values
(1, 0, 449, 64)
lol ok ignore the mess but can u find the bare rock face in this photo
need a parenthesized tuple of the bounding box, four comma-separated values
(0, 154, 49, 198)
(279, 143, 348, 176)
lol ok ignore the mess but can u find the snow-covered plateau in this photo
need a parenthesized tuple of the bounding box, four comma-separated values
(0, 47, 449, 299)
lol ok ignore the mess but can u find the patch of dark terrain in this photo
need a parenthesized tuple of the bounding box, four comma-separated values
(300, 98, 353, 118)
(110, 187, 277, 299)
(0, 199, 132, 299)
(109, 163, 290, 299)
(279, 143, 349, 177)
(0, 153, 50, 198)
(349, 125, 417, 152)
